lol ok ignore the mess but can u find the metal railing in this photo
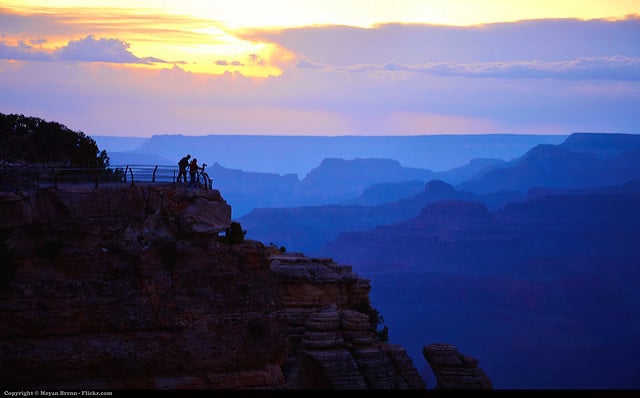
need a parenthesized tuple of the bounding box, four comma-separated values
(117, 164, 177, 185)
(0, 164, 128, 190)
(117, 164, 212, 189)
(0, 162, 214, 191)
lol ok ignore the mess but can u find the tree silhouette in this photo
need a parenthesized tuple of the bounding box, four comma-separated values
(0, 112, 109, 168)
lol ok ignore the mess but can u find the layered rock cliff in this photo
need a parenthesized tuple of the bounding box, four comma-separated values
(423, 343, 492, 389)
(0, 184, 433, 389)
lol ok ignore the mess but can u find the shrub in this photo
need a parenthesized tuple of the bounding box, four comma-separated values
(218, 221, 247, 244)
(0, 112, 110, 168)
(353, 301, 389, 342)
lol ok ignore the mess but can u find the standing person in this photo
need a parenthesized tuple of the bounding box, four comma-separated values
(188, 157, 199, 187)
(178, 154, 191, 183)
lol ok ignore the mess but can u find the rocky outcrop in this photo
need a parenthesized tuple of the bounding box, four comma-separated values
(0, 184, 231, 233)
(0, 184, 427, 389)
(271, 254, 425, 389)
(423, 343, 492, 389)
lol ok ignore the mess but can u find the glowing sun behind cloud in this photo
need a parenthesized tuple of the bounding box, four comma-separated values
(1, 2, 296, 77)
(4, 0, 638, 78)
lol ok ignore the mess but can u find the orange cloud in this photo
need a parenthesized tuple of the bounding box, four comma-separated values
(0, 5, 290, 77)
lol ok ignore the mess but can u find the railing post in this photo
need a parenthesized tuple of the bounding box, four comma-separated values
(129, 168, 135, 186)
(152, 165, 158, 182)
(124, 166, 129, 182)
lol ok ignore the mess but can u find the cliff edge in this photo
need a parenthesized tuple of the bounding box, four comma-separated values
(0, 183, 489, 389)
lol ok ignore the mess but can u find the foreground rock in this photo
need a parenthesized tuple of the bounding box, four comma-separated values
(423, 343, 493, 389)
(0, 184, 427, 389)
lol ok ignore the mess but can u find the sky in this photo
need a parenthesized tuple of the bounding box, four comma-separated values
(1, 0, 639, 137)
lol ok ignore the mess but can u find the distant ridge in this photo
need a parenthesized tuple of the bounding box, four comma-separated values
(116, 133, 568, 177)
(561, 132, 640, 158)
(457, 132, 640, 194)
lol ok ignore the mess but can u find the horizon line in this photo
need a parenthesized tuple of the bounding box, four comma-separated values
(89, 131, 639, 139)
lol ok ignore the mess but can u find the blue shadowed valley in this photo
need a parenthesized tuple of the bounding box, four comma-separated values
(91, 131, 640, 389)
(4, 118, 639, 389)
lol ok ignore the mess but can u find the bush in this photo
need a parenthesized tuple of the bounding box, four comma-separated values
(353, 301, 389, 342)
(0, 112, 110, 168)
(377, 325, 389, 342)
(218, 221, 247, 244)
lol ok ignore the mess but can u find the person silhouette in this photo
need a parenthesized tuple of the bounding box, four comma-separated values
(177, 154, 191, 183)
(188, 157, 199, 187)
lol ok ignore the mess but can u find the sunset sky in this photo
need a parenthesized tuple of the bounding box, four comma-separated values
(1, 1, 639, 136)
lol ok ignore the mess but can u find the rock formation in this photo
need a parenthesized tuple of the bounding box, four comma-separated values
(271, 254, 425, 389)
(423, 343, 492, 389)
(0, 184, 431, 389)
